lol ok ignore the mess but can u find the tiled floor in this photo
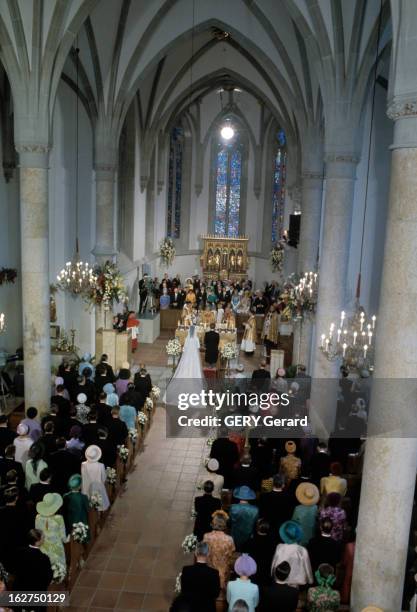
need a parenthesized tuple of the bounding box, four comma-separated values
(68, 329, 264, 611)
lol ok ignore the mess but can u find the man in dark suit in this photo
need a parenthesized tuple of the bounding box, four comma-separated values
(309, 442, 331, 485)
(232, 453, 260, 492)
(170, 286, 184, 309)
(258, 474, 293, 537)
(0, 415, 16, 457)
(14, 529, 53, 611)
(134, 367, 152, 398)
(48, 438, 81, 495)
(0, 445, 25, 487)
(251, 360, 271, 393)
(308, 518, 342, 573)
(29, 468, 52, 505)
(96, 392, 113, 427)
(108, 407, 128, 447)
(180, 541, 220, 612)
(259, 561, 299, 611)
(204, 323, 220, 367)
(82, 410, 100, 447)
(210, 430, 239, 488)
(193, 481, 221, 541)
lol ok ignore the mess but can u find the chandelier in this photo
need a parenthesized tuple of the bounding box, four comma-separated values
(320, 304, 376, 370)
(294, 271, 318, 301)
(56, 257, 96, 295)
(55, 44, 96, 297)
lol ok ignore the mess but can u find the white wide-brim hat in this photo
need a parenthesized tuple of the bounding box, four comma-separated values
(85, 445, 102, 462)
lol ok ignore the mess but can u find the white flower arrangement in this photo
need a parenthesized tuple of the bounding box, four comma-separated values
(51, 562, 66, 583)
(137, 411, 148, 426)
(85, 260, 128, 310)
(175, 572, 182, 594)
(160, 237, 176, 267)
(145, 397, 154, 412)
(270, 242, 285, 273)
(72, 522, 89, 544)
(181, 534, 198, 554)
(221, 342, 237, 360)
(128, 428, 138, 443)
(151, 385, 161, 399)
(106, 466, 117, 485)
(89, 492, 102, 510)
(166, 338, 182, 357)
(118, 444, 129, 463)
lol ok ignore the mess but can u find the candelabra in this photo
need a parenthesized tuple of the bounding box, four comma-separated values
(320, 303, 376, 371)
(56, 260, 96, 295)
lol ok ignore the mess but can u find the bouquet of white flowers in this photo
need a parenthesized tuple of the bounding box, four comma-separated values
(166, 338, 182, 357)
(137, 412, 148, 427)
(128, 428, 138, 443)
(72, 522, 89, 544)
(181, 534, 198, 554)
(51, 562, 66, 583)
(106, 466, 117, 485)
(145, 397, 154, 412)
(89, 492, 102, 511)
(118, 444, 129, 463)
(151, 385, 161, 399)
(175, 572, 182, 594)
(270, 242, 284, 273)
(221, 342, 237, 360)
(160, 237, 176, 267)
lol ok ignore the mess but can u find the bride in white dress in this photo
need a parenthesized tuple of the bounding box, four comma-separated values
(164, 325, 203, 404)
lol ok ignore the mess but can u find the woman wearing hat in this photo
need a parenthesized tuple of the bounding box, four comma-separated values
(271, 520, 313, 587)
(103, 383, 119, 408)
(226, 554, 259, 612)
(307, 563, 340, 611)
(203, 510, 236, 590)
(76, 393, 90, 424)
(35, 493, 67, 569)
(81, 445, 110, 511)
(63, 474, 90, 536)
(230, 486, 259, 552)
(14, 423, 33, 466)
(280, 441, 301, 483)
(292, 483, 320, 545)
(115, 364, 131, 398)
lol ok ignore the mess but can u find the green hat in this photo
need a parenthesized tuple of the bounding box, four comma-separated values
(36, 492, 63, 517)
(68, 474, 82, 491)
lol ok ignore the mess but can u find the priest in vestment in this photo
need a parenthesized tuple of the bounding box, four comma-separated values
(241, 312, 257, 355)
(262, 305, 279, 362)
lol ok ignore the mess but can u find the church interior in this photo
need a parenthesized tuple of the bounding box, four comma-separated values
(0, 0, 415, 610)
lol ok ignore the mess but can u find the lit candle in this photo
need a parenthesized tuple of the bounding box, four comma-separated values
(368, 331, 373, 345)
(353, 331, 357, 345)
(360, 312, 365, 331)
(321, 334, 326, 347)
(0, 313, 4, 331)
(337, 328, 341, 342)
(372, 315, 376, 329)
(364, 344, 368, 358)
(325, 338, 330, 351)
(329, 323, 335, 337)
(340, 311, 345, 328)
(342, 342, 347, 357)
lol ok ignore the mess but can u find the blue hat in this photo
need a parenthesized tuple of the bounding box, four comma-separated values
(279, 520, 304, 544)
(103, 383, 115, 394)
(233, 486, 256, 501)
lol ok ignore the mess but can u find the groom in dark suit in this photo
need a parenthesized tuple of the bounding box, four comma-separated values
(204, 323, 220, 367)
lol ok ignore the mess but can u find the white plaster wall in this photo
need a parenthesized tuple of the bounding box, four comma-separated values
(49, 81, 95, 356)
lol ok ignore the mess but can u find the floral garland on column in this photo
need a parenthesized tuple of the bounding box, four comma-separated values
(84, 260, 128, 310)
(0, 268, 17, 285)
(159, 237, 176, 267)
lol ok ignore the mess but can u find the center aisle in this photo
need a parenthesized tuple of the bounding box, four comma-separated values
(69, 404, 206, 611)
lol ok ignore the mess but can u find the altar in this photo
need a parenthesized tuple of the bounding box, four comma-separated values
(200, 235, 249, 282)
(175, 325, 237, 351)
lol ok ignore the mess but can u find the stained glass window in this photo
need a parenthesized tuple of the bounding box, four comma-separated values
(167, 126, 183, 238)
(214, 136, 242, 237)
(271, 130, 287, 243)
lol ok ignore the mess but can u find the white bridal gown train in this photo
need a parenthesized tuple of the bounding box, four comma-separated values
(164, 325, 203, 404)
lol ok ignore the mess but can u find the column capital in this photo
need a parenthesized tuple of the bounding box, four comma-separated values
(325, 152, 359, 180)
(94, 163, 117, 181)
(387, 94, 417, 121)
(15, 143, 50, 169)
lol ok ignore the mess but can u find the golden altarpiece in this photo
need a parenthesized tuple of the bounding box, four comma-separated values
(200, 235, 249, 281)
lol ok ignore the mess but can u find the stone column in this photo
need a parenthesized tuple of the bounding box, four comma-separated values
(92, 152, 117, 331)
(309, 154, 358, 436)
(351, 101, 417, 611)
(293, 169, 324, 370)
(17, 145, 51, 415)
